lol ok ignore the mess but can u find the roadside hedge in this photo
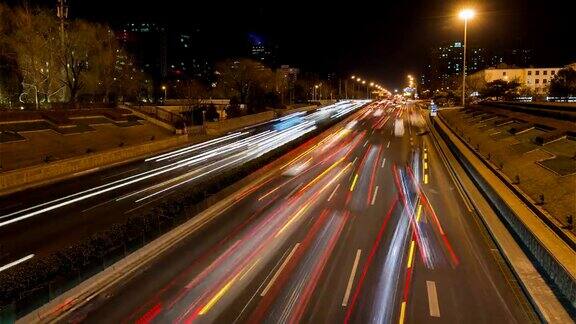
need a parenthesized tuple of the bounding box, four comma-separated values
(0, 108, 356, 314)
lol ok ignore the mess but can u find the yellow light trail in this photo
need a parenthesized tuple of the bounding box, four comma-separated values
(239, 258, 261, 281)
(415, 204, 423, 222)
(258, 185, 282, 201)
(350, 174, 359, 191)
(199, 273, 240, 315)
(299, 157, 345, 193)
(275, 201, 312, 238)
(407, 240, 416, 268)
(276, 163, 351, 237)
(398, 301, 407, 324)
(280, 144, 318, 170)
(424, 173, 429, 184)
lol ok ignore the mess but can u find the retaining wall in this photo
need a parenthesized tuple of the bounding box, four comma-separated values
(274, 105, 318, 117)
(205, 111, 275, 135)
(0, 135, 189, 195)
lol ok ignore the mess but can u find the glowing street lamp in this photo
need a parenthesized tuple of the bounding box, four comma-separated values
(458, 9, 475, 20)
(459, 8, 475, 107)
(161, 85, 167, 100)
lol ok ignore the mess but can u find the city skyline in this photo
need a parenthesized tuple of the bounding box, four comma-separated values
(4, 0, 574, 88)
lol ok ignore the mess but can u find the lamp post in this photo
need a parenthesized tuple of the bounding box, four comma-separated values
(161, 85, 167, 103)
(459, 9, 475, 107)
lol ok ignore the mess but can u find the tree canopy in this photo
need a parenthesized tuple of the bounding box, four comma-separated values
(0, 3, 149, 107)
(481, 79, 520, 100)
(549, 65, 576, 98)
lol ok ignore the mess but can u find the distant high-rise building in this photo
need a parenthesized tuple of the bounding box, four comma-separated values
(503, 48, 534, 67)
(425, 41, 465, 91)
(247, 33, 277, 66)
(423, 41, 531, 91)
(280, 65, 299, 84)
(117, 22, 167, 81)
(117, 23, 215, 85)
(167, 30, 212, 80)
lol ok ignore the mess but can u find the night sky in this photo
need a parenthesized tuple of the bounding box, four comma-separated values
(8, 0, 576, 88)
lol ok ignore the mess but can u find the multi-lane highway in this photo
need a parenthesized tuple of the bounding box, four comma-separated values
(0, 101, 367, 271)
(61, 101, 538, 323)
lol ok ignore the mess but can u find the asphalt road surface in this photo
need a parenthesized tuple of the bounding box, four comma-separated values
(0, 101, 367, 269)
(61, 101, 538, 323)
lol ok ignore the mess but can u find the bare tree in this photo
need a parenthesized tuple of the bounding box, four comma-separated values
(58, 20, 102, 103)
(6, 6, 63, 108)
(215, 58, 274, 105)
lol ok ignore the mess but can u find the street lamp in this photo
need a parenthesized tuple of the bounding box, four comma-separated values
(161, 85, 167, 102)
(459, 8, 475, 107)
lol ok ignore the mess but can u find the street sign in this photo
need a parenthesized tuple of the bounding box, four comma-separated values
(430, 103, 438, 117)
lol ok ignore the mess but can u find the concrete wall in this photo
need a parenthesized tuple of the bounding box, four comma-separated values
(205, 111, 275, 136)
(318, 99, 337, 106)
(0, 135, 189, 195)
(275, 105, 318, 117)
(165, 99, 230, 106)
(124, 106, 176, 133)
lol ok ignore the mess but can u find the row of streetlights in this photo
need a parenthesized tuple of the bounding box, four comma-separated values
(349, 75, 390, 99)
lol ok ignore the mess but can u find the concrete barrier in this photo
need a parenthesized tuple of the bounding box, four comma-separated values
(205, 111, 275, 135)
(0, 135, 189, 195)
(433, 115, 576, 314)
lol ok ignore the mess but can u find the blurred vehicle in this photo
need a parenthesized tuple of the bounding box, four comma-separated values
(394, 118, 405, 137)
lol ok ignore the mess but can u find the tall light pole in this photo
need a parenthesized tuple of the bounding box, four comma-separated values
(56, 0, 68, 45)
(459, 9, 475, 107)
